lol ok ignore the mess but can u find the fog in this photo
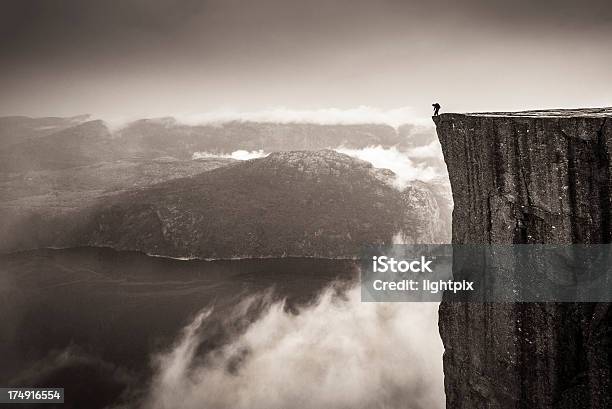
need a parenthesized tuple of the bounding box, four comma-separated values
(406, 141, 444, 160)
(143, 284, 444, 409)
(193, 150, 268, 161)
(100, 106, 431, 133)
(335, 146, 442, 189)
(170, 107, 429, 128)
(191, 144, 444, 189)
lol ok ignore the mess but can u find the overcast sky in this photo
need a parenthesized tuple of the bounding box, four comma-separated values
(2, 0, 611, 120)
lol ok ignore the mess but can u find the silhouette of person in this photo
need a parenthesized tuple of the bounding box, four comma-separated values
(432, 103, 441, 116)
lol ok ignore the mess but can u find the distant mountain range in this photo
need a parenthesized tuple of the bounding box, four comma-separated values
(0, 116, 437, 172)
(0, 115, 91, 147)
(2, 150, 450, 257)
(0, 116, 451, 258)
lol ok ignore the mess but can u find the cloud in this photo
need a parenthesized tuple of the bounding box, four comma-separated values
(175, 106, 428, 128)
(335, 145, 442, 188)
(191, 145, 445, 188)
(191, 144, 447, 189)
(105, 106, 430, 131)
(144, 284, 444, 409)
(405, 140, 444, 159)
(192, 150, 268, 160)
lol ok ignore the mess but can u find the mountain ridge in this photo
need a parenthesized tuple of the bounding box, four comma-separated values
(1, 150, 451, 258)
(0, 115, 439, 172)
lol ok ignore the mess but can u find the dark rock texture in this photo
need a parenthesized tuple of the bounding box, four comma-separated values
(434, 108, 612, 408)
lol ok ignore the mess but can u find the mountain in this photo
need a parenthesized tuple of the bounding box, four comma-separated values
(115, 119, 407, 159)
(0, 116, 440, 173)
(0, 115, 90, 147)
(398, 180, 452, 244)
(434, 108, 612, 409)
(0, 157, 236, 250)
(0, 115, 450, 257)
(2, 150, 451, 257)
(0, 120, 116, 172)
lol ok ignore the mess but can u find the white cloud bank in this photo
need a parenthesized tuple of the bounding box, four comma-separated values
(144, 285, 444, 409)
(105, 106, 431, 131)
(174, 106, 429, 128)
(192, 145, 445, 189)
(335, 145, 441, 188)
(192, 150, 268, 161)
(406, 140, 444, 159)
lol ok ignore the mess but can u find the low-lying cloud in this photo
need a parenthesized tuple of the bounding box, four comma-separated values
(405, 140, 444, 159)
(143, 284, 444, 409)
(192, 150, 268, 161)
(335, 145, 442, 189)
(173, 106, 428, 129)
(104, 106, 430, 131)
(192, 145, 445, 189)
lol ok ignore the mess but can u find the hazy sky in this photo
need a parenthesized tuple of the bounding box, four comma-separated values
(2, 0, 611, 120)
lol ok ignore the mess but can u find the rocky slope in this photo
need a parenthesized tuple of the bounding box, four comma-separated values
(2, 150, 451, 257)
(434, 108, 612, 408)
(0, 157, 235, 249)
(0, 115, 90, 146)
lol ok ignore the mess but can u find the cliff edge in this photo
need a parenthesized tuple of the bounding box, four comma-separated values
(434, 108, 612, 408)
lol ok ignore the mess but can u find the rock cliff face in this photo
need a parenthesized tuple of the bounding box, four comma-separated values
(434, 108, 612, 408)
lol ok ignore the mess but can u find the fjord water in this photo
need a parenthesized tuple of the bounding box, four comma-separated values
(0, 247, 444, 409)
(0, 248, 355, 406)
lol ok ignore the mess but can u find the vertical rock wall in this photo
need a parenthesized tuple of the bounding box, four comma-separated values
(434, 108, 612, 408)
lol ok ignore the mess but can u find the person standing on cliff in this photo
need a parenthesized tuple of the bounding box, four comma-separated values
(432, 103, 441, 116)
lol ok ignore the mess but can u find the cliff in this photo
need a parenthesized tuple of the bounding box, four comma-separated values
(434, 108, 612, 408)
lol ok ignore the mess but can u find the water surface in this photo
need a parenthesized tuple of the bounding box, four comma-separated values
(0, 247, 358, 408)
